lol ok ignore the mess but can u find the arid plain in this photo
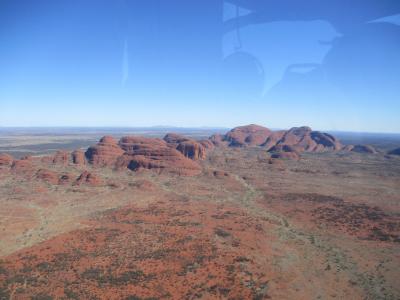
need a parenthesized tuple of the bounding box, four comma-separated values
(0, 125, 399, 300)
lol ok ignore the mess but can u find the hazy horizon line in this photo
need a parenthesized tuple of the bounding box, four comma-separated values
(1, 125, 400, 135)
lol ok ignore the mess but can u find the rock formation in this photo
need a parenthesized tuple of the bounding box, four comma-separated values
(82, 135, 204, 175)
(52, 151, 69, 165)
(163, 133, 207, 160)
(72, 150, 86, 165)
(85, 136, 124, 167)
(261, 131, 286, 150)
(209, 134, 227, 146)
(346, 144, 378, 154)
(11, 159, 34, 176)
(224, 124, 272, 147)
(273, 127, 342, 152)
(268, 144, 298, 153)
(119, 136, 202, 175)
(0, 153, 13, 166)
(199, 139, 214, 150)
(209, 124, 342, 153)
(268, 144, 300, 160)
(163, 133, 189, 145)
(176, 140, 206, 160)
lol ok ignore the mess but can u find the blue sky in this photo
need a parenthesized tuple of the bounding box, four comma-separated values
(0, 0, 399, 132)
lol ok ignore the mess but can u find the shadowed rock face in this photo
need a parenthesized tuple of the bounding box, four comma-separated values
(270, 151, 300, 160)
(276, 127, 342, 152)
(268, 144, 298, 153)
(163, 133, 207, 160)
(176, 140, 206, 160)
(261, 130, 286, 150)
(72, 150, 86, 165)
(0, 153, 13, 166)
(347, 144, 378, 154)
(388, 147, 400, 156)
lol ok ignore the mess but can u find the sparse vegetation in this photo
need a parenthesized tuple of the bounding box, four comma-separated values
(0, 131, 399, 299)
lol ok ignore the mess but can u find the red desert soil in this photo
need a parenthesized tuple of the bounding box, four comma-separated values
(0, 199, 278, 299)
(0, 125, 399, 299)
(260, 193, 400, 243)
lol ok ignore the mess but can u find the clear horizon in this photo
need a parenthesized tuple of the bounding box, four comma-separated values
(1, 124, 400, 135)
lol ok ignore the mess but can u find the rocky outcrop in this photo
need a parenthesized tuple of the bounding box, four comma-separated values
(0, 153, 13, 166)
(268, 144, 298, 153)
(347, 144, 377, 154)
(85, 136, 124, 167)
(224, 124, 272, 147)
(274, 127, 342, 152)
(261, 131, 286, 150)
(275, 127, 312, 149)
(11, 159, 34, 176)
(163, 133, 207, 160)
(81, 135, 204, 175)
(72, 150, 86, 165)
(209, 134, 227, 146)
(199, 139, 214, 150)
(118, 137, 169, 160)
(52, 151, 69, 165)
(210, 124, 342, 152)
(268, 144, 300, 160)
(163, 133, 189, 145)
(119, 136, 202, 175)
(74, 171, 102, 186)
(176, 140, 206, 160)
